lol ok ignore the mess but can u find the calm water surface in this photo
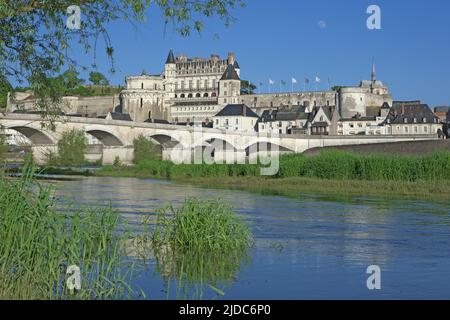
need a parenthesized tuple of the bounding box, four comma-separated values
(55, 176, 450, 299)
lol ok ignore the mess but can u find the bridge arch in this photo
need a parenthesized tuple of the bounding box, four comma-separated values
(203, 137, 238, 152)
(85, 128, 124, 147)
(245, 141, 295, 157)
(149, 134, 184, 149)
(7, 126, 56, 145)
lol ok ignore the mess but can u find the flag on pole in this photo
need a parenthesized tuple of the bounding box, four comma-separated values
(292, 78, 297, 84)
(269, 79, 275, 85)
(315, 76, 321, 83)
(305, 78, 310, 84)
(281, 80, 286, 85)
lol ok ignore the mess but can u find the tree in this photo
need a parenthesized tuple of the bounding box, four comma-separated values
(89, 72, 109, 86)
(241, 80, 256, 95)
(0, 76, 12, 110)
(58, 69, 85, 89)
(0, 0, 246, 121)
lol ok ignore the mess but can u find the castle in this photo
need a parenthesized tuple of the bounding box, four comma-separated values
(120, 50, 242, 123)
(119, 50, 393, 134)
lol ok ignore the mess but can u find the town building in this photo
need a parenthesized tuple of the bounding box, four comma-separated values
(383, 101, 441, 135)
(213, 104, 258, 132)
(434, 106, 450, 123)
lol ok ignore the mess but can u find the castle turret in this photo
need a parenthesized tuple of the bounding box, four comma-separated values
(164, 49, 176, 101)
(218, 64, 241, 105)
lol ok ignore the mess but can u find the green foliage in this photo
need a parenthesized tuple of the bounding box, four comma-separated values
(0, 163, 137, 299)
(152, 198, 253, 252)
(133, 135, 161, 164)
(278, 151, 450, 182)
(89, 72, 110, 86)
(0, 76, 12, 109)
(51, 129, 87, 166)
(114, 150, 450, 183)
(240, 80, 256, 95)
(0, 134, 5, 161)
(113, 156, 122, 167)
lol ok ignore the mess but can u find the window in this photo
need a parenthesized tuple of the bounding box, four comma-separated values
(423, 118, 427, 123)
(141, 83, 144, 89)
(140, 98, 143, 108)
(405, 127, 409, 133)
(215, 119, 219, 125)
(404, 118, 408, 124)
(225, 119, 229, 125)
(236, 119, 239, 125)
(424, 126, 428, 133)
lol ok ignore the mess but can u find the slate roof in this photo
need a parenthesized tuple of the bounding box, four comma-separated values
(384, 102, 438, 125)
(108, 113, 132, 121)
(233, 60, 240, 69)
(166, 49, 176, 64)
(214, 104, 259, 118)
(434, 106, 450, 113)
(220, 64, 240, 81)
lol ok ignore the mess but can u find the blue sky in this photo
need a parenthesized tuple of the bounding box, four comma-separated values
(72, 0, 450, 107)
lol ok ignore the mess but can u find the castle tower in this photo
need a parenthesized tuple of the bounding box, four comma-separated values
(164, 49, 176, 99)
(218, 63, 241, 105)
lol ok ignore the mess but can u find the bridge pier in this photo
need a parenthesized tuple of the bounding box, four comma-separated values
(102, 146, 134, 165)
(31, 145, 58, 165)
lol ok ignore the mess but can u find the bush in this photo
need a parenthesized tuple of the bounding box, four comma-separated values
(50, 129, 87, 166)
(133, 135, 161, 164)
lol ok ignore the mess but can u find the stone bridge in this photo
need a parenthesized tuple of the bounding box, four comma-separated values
(0, 113, 439, 165)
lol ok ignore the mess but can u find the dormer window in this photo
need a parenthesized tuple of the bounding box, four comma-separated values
(404, 118, 408, 124)
(423, 118, 427, 123)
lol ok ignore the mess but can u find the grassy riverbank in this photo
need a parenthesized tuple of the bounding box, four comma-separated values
(93, 151, 450, 201)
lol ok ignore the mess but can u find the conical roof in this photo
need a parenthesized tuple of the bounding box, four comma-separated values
(220, 64, 240, 81)
(166, 49, 176, 64)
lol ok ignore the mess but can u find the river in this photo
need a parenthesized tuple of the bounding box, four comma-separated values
(54, 176, 450, 300)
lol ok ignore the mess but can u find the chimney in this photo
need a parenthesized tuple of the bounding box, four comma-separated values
(227, 52, 235, 65)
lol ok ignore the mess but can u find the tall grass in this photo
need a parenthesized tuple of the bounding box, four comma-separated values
(152, 198, 253, 252)
(104, 150, 450, 183)
(278, 150, 450, 182)
(0, 163, 138, 299)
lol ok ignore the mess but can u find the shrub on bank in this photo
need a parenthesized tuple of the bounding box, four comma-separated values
(133, 135, 161, 164)
(48, 129, 87, 166)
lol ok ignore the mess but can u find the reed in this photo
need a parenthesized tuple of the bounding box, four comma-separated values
(150, 198, 253, 299)
(152, 198, 253, 252)
(0, 162, 137, 299)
